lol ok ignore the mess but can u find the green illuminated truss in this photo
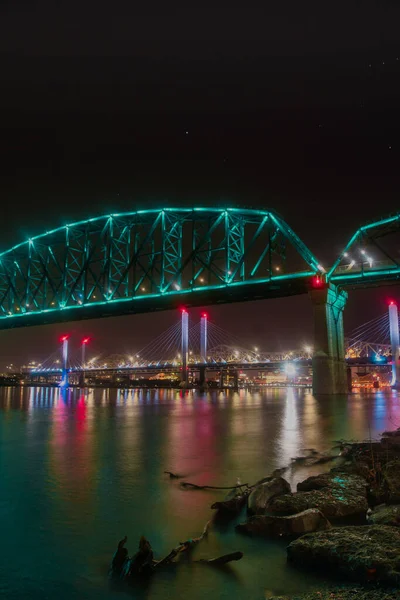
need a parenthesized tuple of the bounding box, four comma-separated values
(327, 213, 400, 286)
(0, 208, 322, 327)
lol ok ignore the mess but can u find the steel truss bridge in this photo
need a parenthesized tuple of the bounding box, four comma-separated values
(1, 208, 400, 330)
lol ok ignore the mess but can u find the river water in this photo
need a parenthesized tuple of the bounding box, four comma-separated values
(1, 386, 399, 600)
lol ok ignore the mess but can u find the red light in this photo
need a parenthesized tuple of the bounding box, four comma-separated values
(60, 335, 69, 342)
(82, 337, 90, 344)
(312, 276, 323, 288)
(389, 300, 396, 306)
(180, 307, 187, 313)
(202, 312, 208, 318)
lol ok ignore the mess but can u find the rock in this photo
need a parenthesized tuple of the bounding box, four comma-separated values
(297, 472, 367, 493)
(382, 427, 400, 441)
(211, 489, 250, 515)
(247, 477, 291, 515)
(269, 473, 368, 520)
(236, 508, 331, 537)
(384, 461, 400, 504)
(291, 449, 338, 469)
(267, 590, 400, 600)
(368, 504, 400, 527)
(287, 525, 400, 585)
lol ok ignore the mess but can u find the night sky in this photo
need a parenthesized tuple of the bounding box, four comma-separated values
(1, 1, 400, 367)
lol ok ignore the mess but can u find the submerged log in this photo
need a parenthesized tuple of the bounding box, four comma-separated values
(164, 471, 185, 479)
(153, 520, 211, 568)
(198, 551, 243, 565)
(180, 481, 249, 491)
(120, 536, 154, 580)
(109, 520, 243, 583)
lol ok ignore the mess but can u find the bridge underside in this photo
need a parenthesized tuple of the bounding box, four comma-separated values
(0, 277, 310, 330)
(332, 270, 400, 289)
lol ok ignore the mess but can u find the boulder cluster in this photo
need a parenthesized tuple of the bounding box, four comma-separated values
(234, 427, 400, 593)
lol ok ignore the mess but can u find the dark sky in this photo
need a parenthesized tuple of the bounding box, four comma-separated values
(1, 1, 400, 366)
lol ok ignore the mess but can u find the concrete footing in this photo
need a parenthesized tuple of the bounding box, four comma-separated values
(312, 353, 348, 395)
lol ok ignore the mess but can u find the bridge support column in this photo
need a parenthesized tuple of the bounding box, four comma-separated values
(232, 369, 239, 390)
(389, 301, 400, 388)
(60, 336, 69, 387)
(180, 309, 189, 387)
(200, 313, 207, 363)
(310, 283, 348, 395)
(219, 370, 224, 388)
(199, 365, 207, 388)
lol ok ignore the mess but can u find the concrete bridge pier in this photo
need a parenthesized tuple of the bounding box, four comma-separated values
(199, 365, 207, 387)
(389, 301, 400, 388)
(219, 370, 225, 388)
(232, 369, 239, 390)
(310, 283, 348, 395)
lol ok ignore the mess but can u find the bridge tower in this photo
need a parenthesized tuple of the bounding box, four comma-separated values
(200, 313, 208, 362)
(181, 309, 189, 387)
(389, 301, 400, 388)
(60, 335, 69, 387)
(79, 337, 89, 387)
(199, 312, 208, 387)
(310, 281, 348, 395)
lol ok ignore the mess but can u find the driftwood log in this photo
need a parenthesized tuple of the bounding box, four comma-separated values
(180, 481, 249, 490)
(109, 521, 243, 583)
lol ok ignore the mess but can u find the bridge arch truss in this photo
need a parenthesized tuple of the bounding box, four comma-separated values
(0, 208, 322, 329)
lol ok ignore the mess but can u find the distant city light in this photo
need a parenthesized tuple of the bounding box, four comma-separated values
(285, 363, 296, 377)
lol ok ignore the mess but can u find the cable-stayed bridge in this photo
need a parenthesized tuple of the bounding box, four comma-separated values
(22, 305, 400, 389)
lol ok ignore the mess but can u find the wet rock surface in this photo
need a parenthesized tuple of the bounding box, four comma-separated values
(287, 525, 400, 585)
(368, 503, 400, 527)
(267, 589, 400, 600)
(247, 476, 291, 515)
(269, 473, 368, 520)
(236, 508, 330, 537)
(383, 460, 400, 504)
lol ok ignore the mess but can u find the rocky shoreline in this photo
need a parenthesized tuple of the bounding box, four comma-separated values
(110, 427, 400, 597)
(237, 426, 400, 598)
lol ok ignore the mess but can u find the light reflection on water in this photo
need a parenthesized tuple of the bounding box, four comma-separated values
(1, 386, 400, 600)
